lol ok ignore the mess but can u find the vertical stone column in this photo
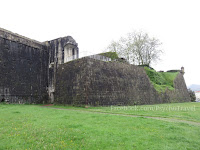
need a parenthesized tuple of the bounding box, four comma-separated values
(76, 48, 79, 59)
(57, 39, 62, 64)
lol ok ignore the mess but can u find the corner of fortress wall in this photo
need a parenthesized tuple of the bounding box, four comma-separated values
(0, 27, 79, 104)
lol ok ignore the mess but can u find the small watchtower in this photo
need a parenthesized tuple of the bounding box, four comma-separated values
(180, 67, 185, 75)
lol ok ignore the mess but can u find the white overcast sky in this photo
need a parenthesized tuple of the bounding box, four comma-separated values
(0, 0, 199, 86)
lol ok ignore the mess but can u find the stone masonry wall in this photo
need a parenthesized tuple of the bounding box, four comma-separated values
(0, 27, 190, 105)
(45, 36, 79, 102)
(0, 28, 49, 103)
(55, 57, 191, 106)
(161, 73, 191, 103)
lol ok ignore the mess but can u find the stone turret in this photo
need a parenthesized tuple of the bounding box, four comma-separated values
(180, 66, 185, 75)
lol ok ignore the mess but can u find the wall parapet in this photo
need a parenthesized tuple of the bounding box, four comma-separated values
(0, 27, 45, 49)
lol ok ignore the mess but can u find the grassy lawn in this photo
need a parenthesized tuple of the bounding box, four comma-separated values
(0, 103, 200, 150)
(52, 102, 200, 122)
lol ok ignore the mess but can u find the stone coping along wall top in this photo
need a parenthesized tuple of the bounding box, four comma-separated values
(0, 27, 45, 49)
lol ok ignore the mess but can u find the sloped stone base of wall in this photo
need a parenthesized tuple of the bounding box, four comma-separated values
(55, 57, 190, 106)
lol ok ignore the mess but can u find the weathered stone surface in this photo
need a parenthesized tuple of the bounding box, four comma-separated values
(45, 36, 79, 102)
(0, 27, 190, 105)
(0, 28, 79, 103)
(0, 37, 48, 103)
(0, 27, 45, 49)
(55, 57, 190, 106)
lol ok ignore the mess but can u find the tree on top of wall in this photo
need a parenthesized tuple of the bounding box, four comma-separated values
(106, 31, 163, 66)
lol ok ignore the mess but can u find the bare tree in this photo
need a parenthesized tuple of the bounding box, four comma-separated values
(107, 31, 162, 65)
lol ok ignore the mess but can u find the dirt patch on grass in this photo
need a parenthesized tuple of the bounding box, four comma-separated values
(42, 104, 54, 106)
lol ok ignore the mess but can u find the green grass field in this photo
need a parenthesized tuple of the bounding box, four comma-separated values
(0, 102, 200, 150)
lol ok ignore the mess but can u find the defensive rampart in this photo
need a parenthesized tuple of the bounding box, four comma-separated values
(0, 28, 48, 103)
(55, 57, 190, 105)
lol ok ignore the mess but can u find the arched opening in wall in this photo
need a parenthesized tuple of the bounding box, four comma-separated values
(1, 98, 5, 102)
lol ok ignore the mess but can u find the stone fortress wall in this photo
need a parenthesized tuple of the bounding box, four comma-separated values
(0, 27, 49, 103)
(55, 57, 190, 105)
(45, 36, 79, 103)
(0, 27, 191, 105)
(0, 27, 78, 103)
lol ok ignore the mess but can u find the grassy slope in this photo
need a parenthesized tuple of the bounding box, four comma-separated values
(1, 103, 200, 150)
(144, 67, 178, 92)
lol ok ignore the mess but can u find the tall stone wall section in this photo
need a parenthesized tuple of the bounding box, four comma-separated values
(0, 28, 49, 103)
(161, 73, 190, 103)
(45, 36, 79, 102)
(55, 57, 191, 105)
